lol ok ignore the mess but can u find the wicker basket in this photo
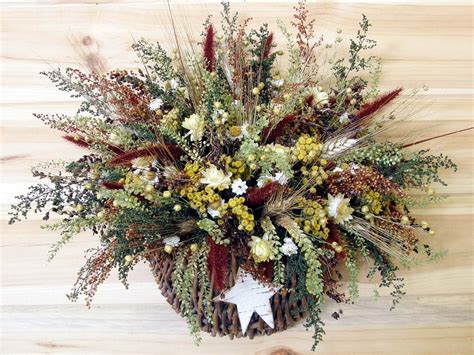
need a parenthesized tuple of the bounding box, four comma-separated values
(149, 252, 310, 339)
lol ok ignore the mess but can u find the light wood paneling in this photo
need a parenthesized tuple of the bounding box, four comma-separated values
(1, 1, 473, 354)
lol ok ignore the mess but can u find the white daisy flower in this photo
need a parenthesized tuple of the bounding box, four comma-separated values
(315, 91, 329, 106)
(280, 237, 298, 256)
(274, 171, 289, 185)
(228, 123, 250, 140)
(148, 98, 163, 111)
(309, 87, 329, 107)
(241, 123, 250, 138)
(231, 178, 248, 196)
(327, 193, 354, 225)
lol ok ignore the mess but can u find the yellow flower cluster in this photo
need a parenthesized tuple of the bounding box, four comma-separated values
(221, 155, 246, 177)
(300, 164, 328, 186)
(184, 161, 201, 179)
(361, 190, 382, 215)
(180, 185, 220, 214)
(219, 197, 255, 232)
(295, 197, 329, 239)
(293, 134, 323, 164)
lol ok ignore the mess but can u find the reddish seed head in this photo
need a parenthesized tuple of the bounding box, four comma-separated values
(356, 88, 403, 120)
(203, 25, 215, 72)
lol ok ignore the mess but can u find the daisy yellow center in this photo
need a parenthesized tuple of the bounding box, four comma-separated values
(229, 126, 242, 137)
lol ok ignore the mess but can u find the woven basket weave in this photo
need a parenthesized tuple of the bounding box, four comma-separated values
(149, 252, 310, 339)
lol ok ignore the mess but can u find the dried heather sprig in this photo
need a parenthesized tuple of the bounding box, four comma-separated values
(327, 166, 403, 197)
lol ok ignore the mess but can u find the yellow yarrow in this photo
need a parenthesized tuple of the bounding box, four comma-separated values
(293, 134, 323, 164)
(221, 155, 246, 177)
(295, 197, 329, 239)
(221, 196, 255, 232)
(362, 190, 382, 215)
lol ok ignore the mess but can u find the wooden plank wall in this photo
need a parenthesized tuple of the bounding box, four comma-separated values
(1, 1, 472, 354)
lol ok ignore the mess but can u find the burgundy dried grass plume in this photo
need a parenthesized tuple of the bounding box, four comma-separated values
(102, 181, 124, 190)
(262, 114, 297, 143)
(356, 88, 402, 120)
(246, 181, 282, 207)
(109, 144, 184, 166)
(203, 25, 215, 72)
(106, 144, 126, 155)
(207, 236, 228, 291)
(262, 33, 274, 59)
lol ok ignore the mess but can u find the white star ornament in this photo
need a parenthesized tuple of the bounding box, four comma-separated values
(213, 268, 281, 333)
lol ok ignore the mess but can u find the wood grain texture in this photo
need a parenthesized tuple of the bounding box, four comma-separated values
(1, 1, 473, 354)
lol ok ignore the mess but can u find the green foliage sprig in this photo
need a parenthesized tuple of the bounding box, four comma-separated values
(196, 218, 229, 245)
(172, 249, 202, 344)
(277, 216, 324, 300)
(332, 14, 377, 89)
(389, 149, 457, 188)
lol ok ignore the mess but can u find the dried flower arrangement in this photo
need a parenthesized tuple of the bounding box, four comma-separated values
(9, 1, 469, 350)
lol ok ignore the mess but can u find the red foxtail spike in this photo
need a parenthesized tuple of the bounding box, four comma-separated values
(207, 236, 228, 291)
(246, 182, 282, 207)
(262, 33, 274, 59)
(203, 25, 215, 72)
(262, 114, 297, 143)
(356, 88, 402, 120)
(102, 181, 124, 190)
(108, 144, 184, 166)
